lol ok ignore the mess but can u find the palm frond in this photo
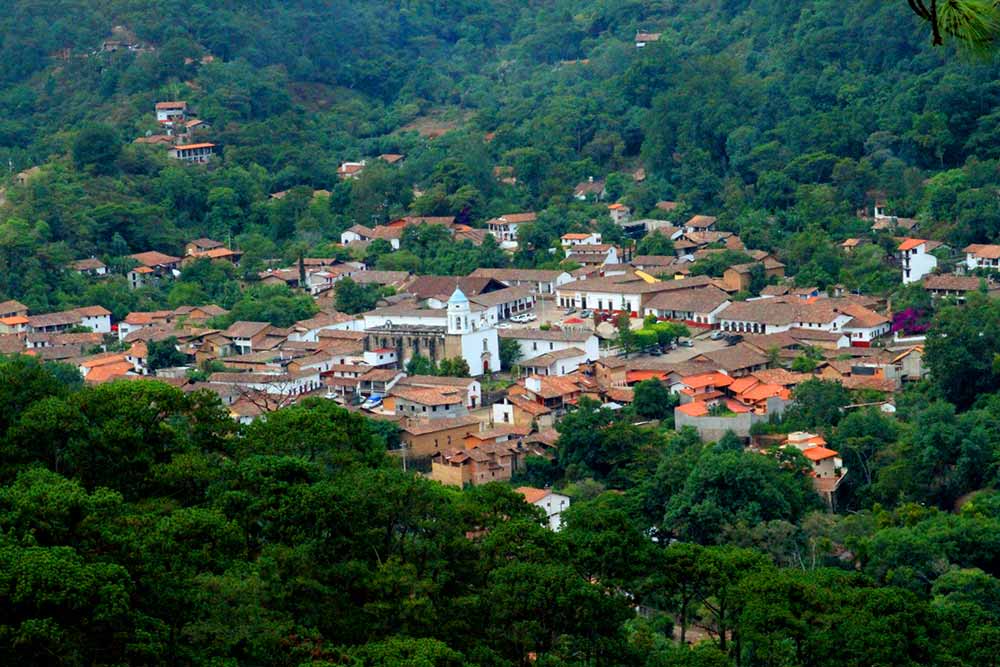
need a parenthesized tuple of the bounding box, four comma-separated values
(937, 0, 1000, 52)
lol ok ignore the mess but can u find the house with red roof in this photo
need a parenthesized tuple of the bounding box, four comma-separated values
(516, 486, 571, 531)
(897, 238, 939, 284)
(783, 431, 848, 508)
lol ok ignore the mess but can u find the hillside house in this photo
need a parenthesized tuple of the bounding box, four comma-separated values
(517, 487, 571, 531)
(573, 177, 606, 201)
(395, 375, 482, 409)
(499, 328, 600, 363)
(431, 442, 519, 487)
(70, 258, 107, 276)
(337, 161, 366, 180)
(964, 244, 1000, 272)
(387, 384, 468, 419)
(400, 416, 481, 458)
(608, 203, 631, 224)
(128, 251, 181, 289)
(898, 238, 939, 284)
(635, 32, 662, 47)
(168, 143, 216, 163)
(486, 212, 536, 249)
(561, 232, 602, 247)
(155, 101, 187, 123)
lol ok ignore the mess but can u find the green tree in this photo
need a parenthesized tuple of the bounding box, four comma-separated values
(633, 378, 677, 420)
(499, 337, 522, 371)
(72, 123, 122, 175)
(436, 357, 470, 378)
(147, 337, 187, 371)
(925, 293, 1000, 408)
(334, 277, 379, 315)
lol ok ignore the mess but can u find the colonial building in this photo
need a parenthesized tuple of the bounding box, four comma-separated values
(362, 289, 501, 377)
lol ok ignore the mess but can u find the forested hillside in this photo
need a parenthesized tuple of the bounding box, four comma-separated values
(2, 0, 999, 312)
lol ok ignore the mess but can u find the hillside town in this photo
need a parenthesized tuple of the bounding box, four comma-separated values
(3, 180, 966, 509)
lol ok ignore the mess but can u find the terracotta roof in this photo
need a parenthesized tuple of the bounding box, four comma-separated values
(574, 180, 606, 196)
(964, 243, 1000, 259)
(525, 375, 583, 399)
(469, 268, 568, 283)
(455, 228, 489, 245)
(351, 270, 411, 286)
(405, 275, 501, 299)
(84, 361, 133, 384)
(562, 275, 710, 296)
(131, 251, 181, 267)
(192, 247, 241, 260)
(676, 402, 709, 417)
(686, 215, 717, 229)
(499, 328, 594, 343)
(681, 372, 734, 390)
(124, 310, 172, 325)
(223, 321, 272, 339)
(521, 347, 586, 368)
(390, 385, 463, 406)
(469, 286, 534, 308)
(27, 310, 82, 329)
(516, 486, 551, 504)
(398, 375, 476, 389)
(562, 233, 594, 240)
(728, 376, 760, 394)
(188, 237, 224, 250)
(73, 306, 111, 317)
(697, 343, 769, 372)
(172, 143, 216, 150)
(71, 258, 106, 271)
(400, 416, 480, 435)
(0, 300, 27, 314)
(738, 383, 787, 403)
(897, 238, 929, 251)
(923, 274, 990, 292)
(155, 101, 187, 110)
(0, 334, 23, 354)
(505, 392, 552, 416)
(359, 368, 404, 382)
(645, 285, 730, 313)
(751, 368, 812, 386)
(494, 212, 537, 224)
(802, 446, 839, 461)
(841, 303, 890, 329)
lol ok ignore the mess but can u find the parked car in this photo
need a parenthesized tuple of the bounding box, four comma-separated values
(710, 330, 725, 340)
(510, 314, 529, 323)
(678, 339, 694, 347)
(524, 313, 537, 322)
(564, 308, 577, 315)
(580, 310, 592, 318)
